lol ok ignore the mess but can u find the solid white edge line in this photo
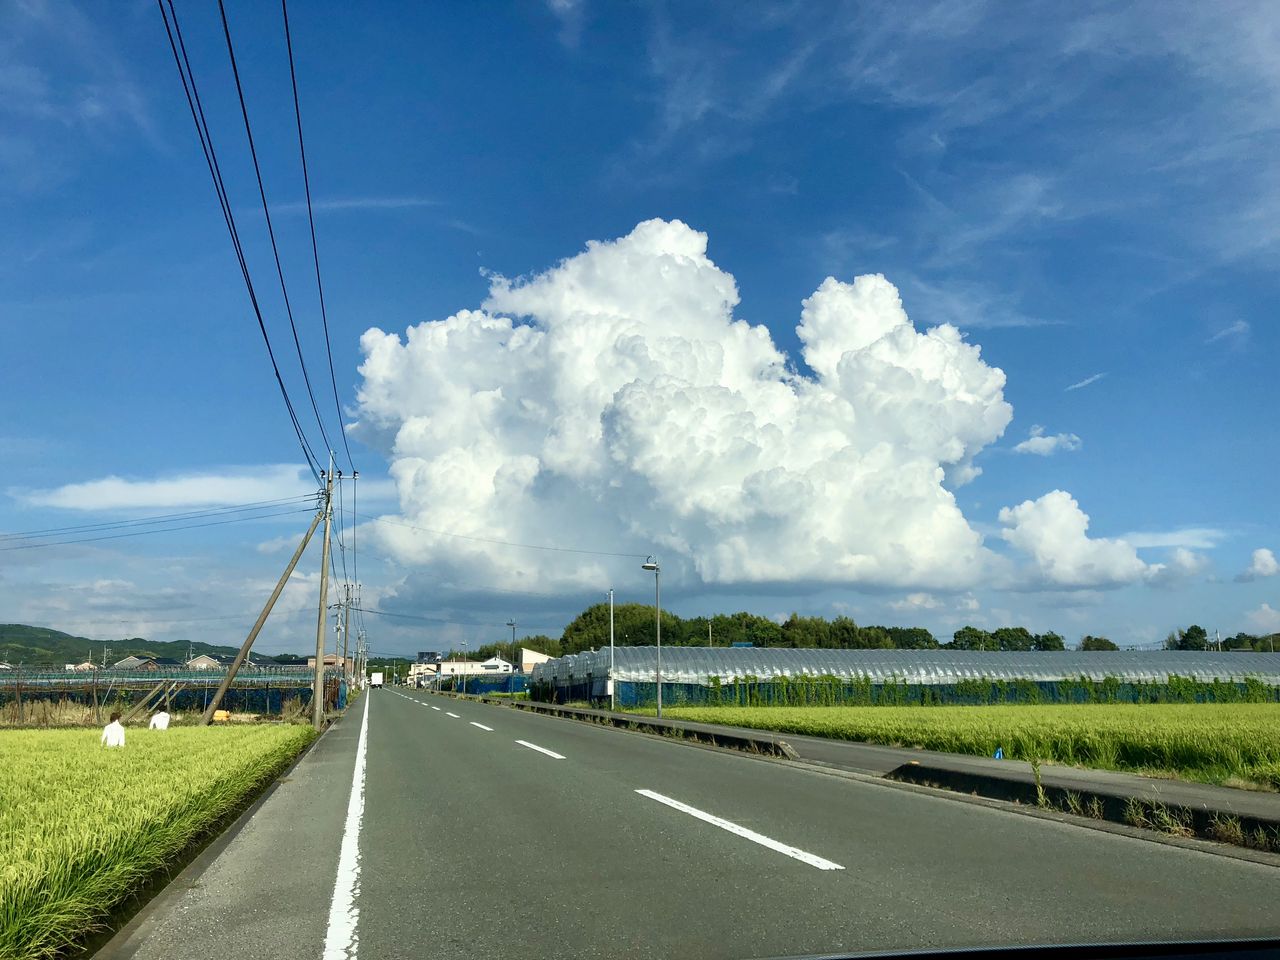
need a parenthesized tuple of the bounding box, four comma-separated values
(470, 722, 493, 731)
(322, 689, 372, 960)
(634, 789, 844, 871)
(446, 712, 460, 718)
(515, 739, 566, 760)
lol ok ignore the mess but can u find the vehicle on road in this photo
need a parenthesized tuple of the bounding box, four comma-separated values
(370, 672, 383, 689)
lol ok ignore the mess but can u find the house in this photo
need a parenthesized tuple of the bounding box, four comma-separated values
(520, 647, 552, 674)
(187, 653, 257, 670)
(306, 653, 349, 669)
(437, 656, 514, 676)
(111, 655, 184, 671)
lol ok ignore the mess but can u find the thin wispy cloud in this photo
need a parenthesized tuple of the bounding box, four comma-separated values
(1205, 319, 1249, 344)
(1065, 372, 1105, 391)
(270, 196, 440, 215)
(1121, 527, 1227, 550)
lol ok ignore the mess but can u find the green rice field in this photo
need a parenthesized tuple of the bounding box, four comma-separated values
(658, 703, 1280, 789)
(0, 724, 315, 960)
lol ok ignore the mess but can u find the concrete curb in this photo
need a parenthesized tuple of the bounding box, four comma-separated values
(443, 692, 799, 759)
(438, 690, 1280, 860)
(885, 760, 1280, 853)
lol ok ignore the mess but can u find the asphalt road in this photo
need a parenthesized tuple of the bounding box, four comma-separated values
(112, 689, 1280, 960)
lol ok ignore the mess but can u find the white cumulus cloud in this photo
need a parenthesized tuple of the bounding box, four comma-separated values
(1246, 603, 1280, 635)
(1013, 424, 1081, 456)
(889, 592, 941, 611)
(998, 490, 1149, 589)
(1236, 547, 1279, 582)
(1146, 547, 1210, 587)
(353, 219, 1014, 592)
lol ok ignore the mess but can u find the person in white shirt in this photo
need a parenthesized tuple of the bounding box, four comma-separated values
(149, 710, 171, 730)
(101, 712, 126, 748)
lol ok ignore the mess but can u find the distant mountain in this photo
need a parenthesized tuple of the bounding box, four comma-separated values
(0, 624, 285, 667)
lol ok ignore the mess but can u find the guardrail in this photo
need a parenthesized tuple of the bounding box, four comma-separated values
(440, 691, 798, 759)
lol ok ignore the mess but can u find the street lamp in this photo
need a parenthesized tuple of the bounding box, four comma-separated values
(608, 588, 616, 712)
(507, 618, 517, 670)
(461, 640, 467, 697)
(641, 558, 661, 718)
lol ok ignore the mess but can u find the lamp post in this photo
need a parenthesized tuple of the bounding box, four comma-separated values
(608, 588, 616, 712)
(460, 640, 467, 697)
(641, 558, 661, 718)
(507, 618, 517, 671)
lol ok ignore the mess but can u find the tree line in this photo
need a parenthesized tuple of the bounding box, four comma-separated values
(448, 605, 1280, 662)
(453, 604, 1279, 661)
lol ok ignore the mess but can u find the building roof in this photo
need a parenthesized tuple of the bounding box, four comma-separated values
(533, 647, 1280, 685)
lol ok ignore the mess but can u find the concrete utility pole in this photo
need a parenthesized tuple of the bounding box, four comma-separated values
(202, 506, 323, 724)
(312, 460, 335, 730)
(609, 588, 615, 712)
(342, 583, 353, 682)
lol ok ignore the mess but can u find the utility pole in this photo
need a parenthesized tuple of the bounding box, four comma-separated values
(507, 618, 517, 670)
(608, 588, 615, 712)
(342, 583, 353, 682)
(204, 503, 323, 724)
(312, 460, 335, 730)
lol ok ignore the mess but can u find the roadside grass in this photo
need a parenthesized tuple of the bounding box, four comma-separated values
(0, 724, 315, 960)
(651, 703, 1280, 789)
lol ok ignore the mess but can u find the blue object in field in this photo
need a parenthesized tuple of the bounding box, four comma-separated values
(730, 642, 754, 648)
(994, 746, 1004, 759)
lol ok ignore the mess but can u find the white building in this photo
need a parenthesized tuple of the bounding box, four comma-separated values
(437, 656, 514, 676)
(520, 647, 552, 674)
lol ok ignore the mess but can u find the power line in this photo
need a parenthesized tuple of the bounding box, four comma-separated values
(0, 495, 318, 542)
(354, 512, 649, 559)
(157, 0, 321, 482)
(0, 507, 316, 552)
(216, 0, 335, 461)
(281, 0, 354, 476)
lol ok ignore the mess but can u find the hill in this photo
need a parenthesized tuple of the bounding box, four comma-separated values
(0, 624, 273, 667)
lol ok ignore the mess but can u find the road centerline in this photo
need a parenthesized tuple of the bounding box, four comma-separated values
(446, 712, 460, 718)
(470, 722, 494, 731)
(634, 789, 844, 871)
(516, 739, 566, 759)
(430, 706, 441, 711)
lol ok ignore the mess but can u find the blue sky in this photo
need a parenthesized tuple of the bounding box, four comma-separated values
(3, 0, 1278, 656)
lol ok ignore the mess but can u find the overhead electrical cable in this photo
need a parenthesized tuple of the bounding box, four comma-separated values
(0, 507, 315, 552)
(0, 495, 319, 542)
(157, 0, 321, 482)
(280, 0, 355, 476)
(215, 0, 335, 460)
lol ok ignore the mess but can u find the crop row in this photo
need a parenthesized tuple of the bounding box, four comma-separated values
(660, 703, 1280, 787)
(0, 724, 315, 960)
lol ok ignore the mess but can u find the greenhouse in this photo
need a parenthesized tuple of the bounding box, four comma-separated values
(529, 647, 1280, 707)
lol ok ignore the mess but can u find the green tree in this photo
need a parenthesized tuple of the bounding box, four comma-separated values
(860, 625, 894, 649)
(992, 627, 1035, 651)
(781, 613, 832, 648)
(1166, 624, 1209, 651)
(1079, 635, 1119, 651)
(886, 626, 939, 649)
(829, 616, 860, 648)
(950, 625, 993, 650)
(1032, 631, 1065, 651)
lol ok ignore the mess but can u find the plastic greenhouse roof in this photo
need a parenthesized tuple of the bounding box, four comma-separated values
(531, 647, 1280, 685)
